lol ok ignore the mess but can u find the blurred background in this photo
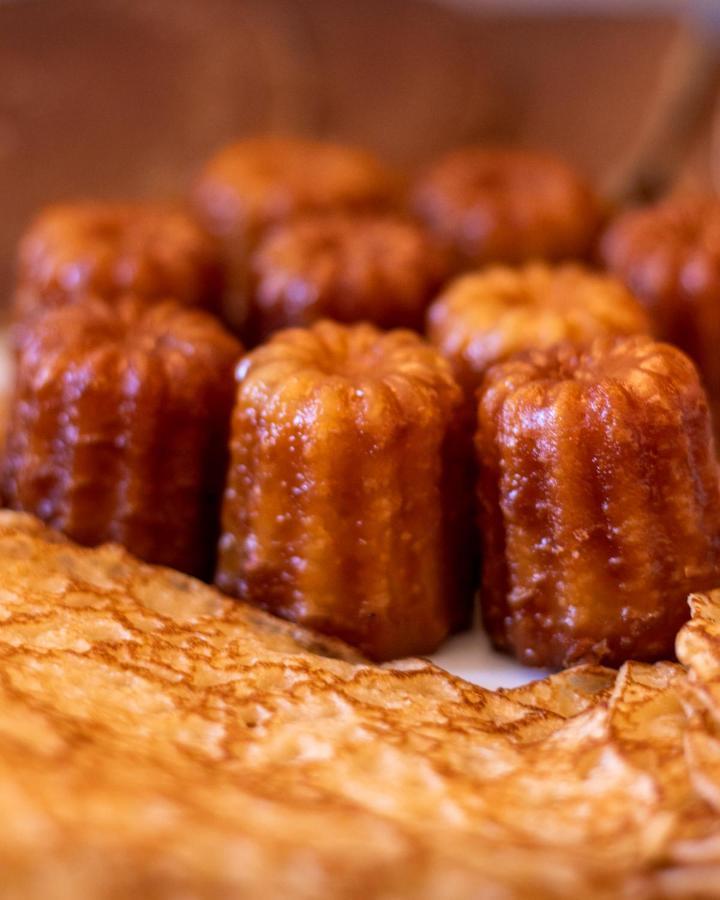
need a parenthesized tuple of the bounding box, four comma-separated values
(0, 0, 717, 313)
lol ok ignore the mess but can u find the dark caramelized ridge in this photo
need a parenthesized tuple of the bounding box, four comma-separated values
(216, 319, 473, 660)
(3, 297, 242, 577)
(476, 335, 720, 668)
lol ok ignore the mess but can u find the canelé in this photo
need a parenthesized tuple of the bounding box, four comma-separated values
(3, 297, 242, 577)
(247, 212, 450, 341)
(15, 202, 223, 319)
(475, 335, 720, 668)
(412, 148, 601, 270)
(192, 136, 399, 332)
(600, 194, 720, 432)
(427, 263, 651, 399)
(215, 319, 473, 660)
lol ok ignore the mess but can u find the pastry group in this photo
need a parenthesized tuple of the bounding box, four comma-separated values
(192, 136, 400, 332)
(4, 135, 720, 665)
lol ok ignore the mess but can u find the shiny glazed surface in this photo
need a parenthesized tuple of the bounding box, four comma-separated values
(3, 297, 242, 577)
(412, 148, 601, 269)
(193, 137, 399, 332)
(600, 194, 720, 433)
(427, 263, 651, 399)
(476, 335, 720, 667)
(216, 319, 473, 660)
(248, 212, 450, 341)
(15, 202, 223, 318)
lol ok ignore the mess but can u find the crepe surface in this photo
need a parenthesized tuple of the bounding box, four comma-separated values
(0, 510, 719, 898)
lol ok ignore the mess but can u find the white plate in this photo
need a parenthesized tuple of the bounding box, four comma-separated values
(429, 623, 549, 689)
(0, 334, 540, 689)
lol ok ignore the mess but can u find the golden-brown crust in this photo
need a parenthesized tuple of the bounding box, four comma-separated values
(247, 212, 450, 341)
(192, 136, 400, 332)
(600, 193, 720, 432)
(216, 319, 474, 660)
(3, 297, 242, 577)
(0, 510, 710, 900)
(15, 202, 223, 319)
(476, 335, 720, 668)
(427, 263, 652, 399)
(412, 148, 602, 269)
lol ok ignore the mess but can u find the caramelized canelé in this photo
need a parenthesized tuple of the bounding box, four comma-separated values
(476, 335, 720, 668)
(412, 148, 602, 270)
(427, 263, 651, 400)
(193, 136, 399, 332)
(247, 211, 450, 342)
(216, 320, 473, 660)
(3, 297, 242, 577)
(600, 194, 720, 433)
(15, 202, 223, 319)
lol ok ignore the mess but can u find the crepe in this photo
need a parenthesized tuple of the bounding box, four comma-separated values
(0, 510, 718, 898)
